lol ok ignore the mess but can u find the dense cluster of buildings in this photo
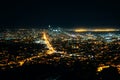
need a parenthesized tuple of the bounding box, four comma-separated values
(0, 28, 120, 74)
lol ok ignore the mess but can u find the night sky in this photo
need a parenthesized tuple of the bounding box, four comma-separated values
(0, 0, 120, 28)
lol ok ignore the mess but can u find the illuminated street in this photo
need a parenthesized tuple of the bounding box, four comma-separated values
(43, 32, 55, 54)
(0, 28, 120, 80)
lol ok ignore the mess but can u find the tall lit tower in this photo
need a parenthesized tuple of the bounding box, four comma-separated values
(48, 25, 51, 28)
(48, 25, 52, 31)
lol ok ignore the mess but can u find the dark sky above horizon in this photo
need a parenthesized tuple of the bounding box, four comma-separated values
(0, 0, 120, 28)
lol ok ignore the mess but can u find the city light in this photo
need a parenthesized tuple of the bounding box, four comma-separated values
(92, 29, 119, 32)
(74, 29, 88, 32)
(97, 65, 110, 72)
(0, 28, 120, 79)
(74, 28, 119, 32)
(43, 32, 55, 54)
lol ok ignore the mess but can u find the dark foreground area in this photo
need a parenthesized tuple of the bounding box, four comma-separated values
(0, 63, 120, 80)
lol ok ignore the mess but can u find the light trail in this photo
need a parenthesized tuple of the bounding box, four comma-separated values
(43, 32, 55, 54)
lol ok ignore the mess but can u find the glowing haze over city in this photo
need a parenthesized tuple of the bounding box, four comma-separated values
(74, 28, 120, 32)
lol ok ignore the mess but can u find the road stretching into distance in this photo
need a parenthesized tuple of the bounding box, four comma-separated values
(0, 31, 63, 68)
(18, 32, 56, 66)
(7, 31, 56, 67)
(43, 32, 55, 54)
